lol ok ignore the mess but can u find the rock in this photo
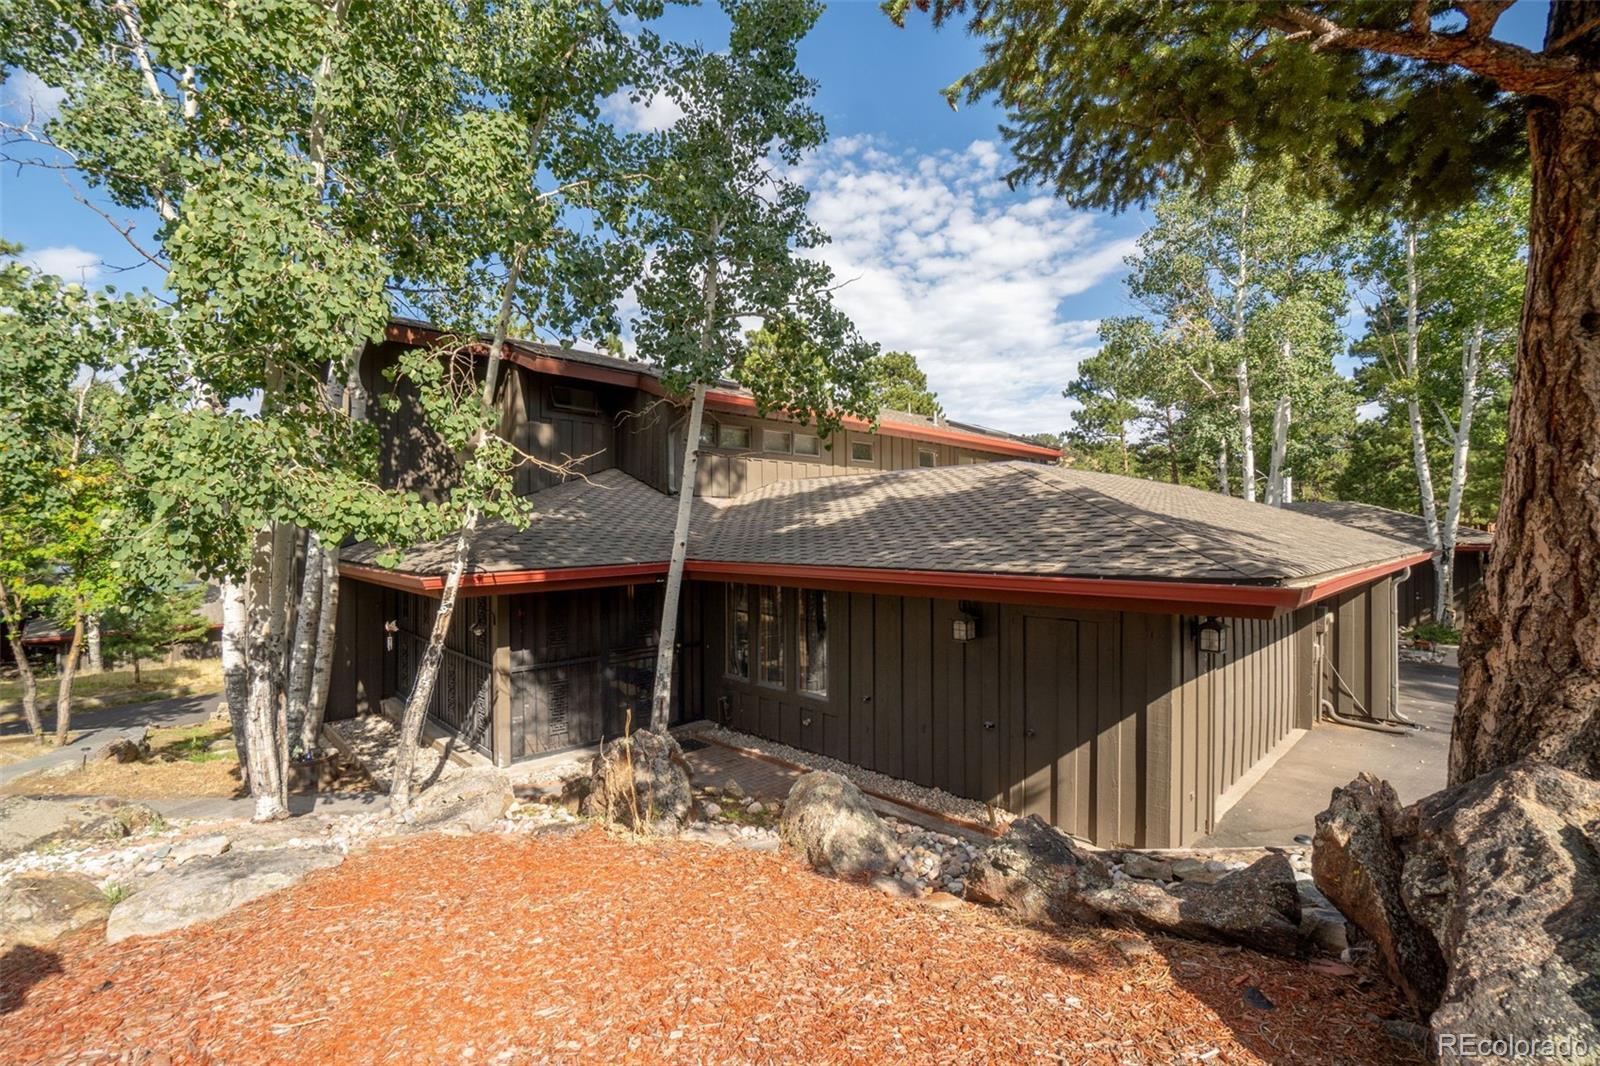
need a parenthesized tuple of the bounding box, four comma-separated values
(1169, 857, 1207, 881)
(964, 815, 1111, 925)
(723, 779, 746, 800)
(1120, 853, 1174, 882)
(1299, 906, 1350, 956)
(779, 771, 904, 882)
(702, 802, 722, 819)
(578, 730, 694, 834)
(1170, 858, 1233, 884)
(0, 796, 87, 859)
(170, 833, 231, 864)
(1400, 762, 1600, 1059)
(105, 847, 344, 943)
(870, 875, 916, 899)
(0, 871, 112, 947)
(746, 801, 765, 815)
(98, 737, 149, 763)
(1084, 853, 1305, 957)
(1312, 772, 1445, 1014)
(406, 771, 515, 834)
(1382, 1018, 1431, 1049)
(922, 891, 964, 911)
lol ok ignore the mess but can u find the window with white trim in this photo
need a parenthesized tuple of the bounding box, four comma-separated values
(850, 438, 874, 463)
(917, 448, 937, 468)
(793, 432, 821, 457)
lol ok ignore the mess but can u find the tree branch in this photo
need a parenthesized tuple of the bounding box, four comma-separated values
(1264, 5, 1581, 99)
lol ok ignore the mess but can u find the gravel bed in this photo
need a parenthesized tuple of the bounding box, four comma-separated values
(699, 724, 1004, 829)
(327, 714, 462, 792)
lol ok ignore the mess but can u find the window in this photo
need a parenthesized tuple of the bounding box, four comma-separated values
(793, 433, 821, 457)
(727, 585, 751, 680)
(798, 589, 828, 697)
(758, 586, 785, 687)
(762, 429, 791, 454)
(959, 453, 983, 465)
(850, 438, 875, 463)
(719, 424, 752, 449)
(917, 448, 937, 468)
(699, 420, 717, 447)
(550, 385, 599, 413)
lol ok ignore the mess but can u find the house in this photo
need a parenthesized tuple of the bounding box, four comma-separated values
(1285, 500, 1493, 628)
(332, 321, 1430, 848)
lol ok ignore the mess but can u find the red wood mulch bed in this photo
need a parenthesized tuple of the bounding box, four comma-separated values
(0, 828, 1422, 1065)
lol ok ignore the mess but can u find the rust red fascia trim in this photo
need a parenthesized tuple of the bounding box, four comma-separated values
(1286, 551, 1434, 608)
(382, 322, 1062, 462)
(338, 561, 668, 597)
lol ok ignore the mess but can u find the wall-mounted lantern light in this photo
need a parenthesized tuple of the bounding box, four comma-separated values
(384, 619, 399, 651)
(469, 620, 487, 639)
(1194, 616, 1226, 655)
(952, 602, 980, 642)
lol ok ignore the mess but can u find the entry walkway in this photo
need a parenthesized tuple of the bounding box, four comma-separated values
(1198, 661, 1457, 847)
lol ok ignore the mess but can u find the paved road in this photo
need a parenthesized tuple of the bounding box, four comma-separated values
(0, 691, 222, 789)
(1199, 661, 1457, 848)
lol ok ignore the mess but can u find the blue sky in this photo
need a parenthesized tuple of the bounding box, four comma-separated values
(0, 1, 1553, 435)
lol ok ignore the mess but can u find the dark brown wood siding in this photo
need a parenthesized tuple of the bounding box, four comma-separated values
(1396, 553, 1489, 628)
(505, 582, 701, 757)
(699, 583, 1165, 847)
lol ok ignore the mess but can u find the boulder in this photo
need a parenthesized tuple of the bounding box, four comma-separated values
(779, 771, 903, 882)
(0, 796, 86, 859)
(105, 847, 343, 943)
(964, 815, 1110, 925)
(1085, 853, 1304, 957)
(98, 737, 149, 763)
(405, 770, 515, 834)
(579, 730, 694, 834)
(0, 871, 112, 947)
(1313, 772, 1444, 1014)
(1400, 762, 1600, 1060)
(1120, 853, 1174, 882)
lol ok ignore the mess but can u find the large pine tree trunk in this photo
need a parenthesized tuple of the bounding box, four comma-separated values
(52, 612, 84, 746)
(1452, 79, 1600, 785)
(649, 384, 708, 732)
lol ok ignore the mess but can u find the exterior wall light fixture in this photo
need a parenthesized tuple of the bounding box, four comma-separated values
(1195, 616, 1227, 655)
(952, 602, 980, 642)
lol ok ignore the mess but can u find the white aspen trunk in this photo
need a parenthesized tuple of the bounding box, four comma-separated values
(650, 220, 723, 734)
(0, 584, 44, 740)
(52, 612, 85, 746)
(1216, 438, 1230, 496)
(1437, 317, 1486, 627)
(1236, 358, 1256, 502)
(86, 616, 104, 672)
(389, 249, 525, 816)
(649, 383, 708, 732)
(1265, 392, 1291, 506)
(284, 533, 324, 756)
(221, 579, 250, 771)
(244, 527, 288, 821)
(301, 544, 340, 754)
(1400, 227, 1444, 605)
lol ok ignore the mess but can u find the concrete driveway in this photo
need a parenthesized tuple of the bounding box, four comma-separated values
(1198, 661, 1457, 847)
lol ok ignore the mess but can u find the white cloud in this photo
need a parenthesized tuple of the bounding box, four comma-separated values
(18, 245, 102, 283)
(793, 137, 1135, 434)
(603, 89, 684, 133)
(2, 69, 66, 124)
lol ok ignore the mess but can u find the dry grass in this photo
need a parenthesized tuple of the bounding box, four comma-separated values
(0, 660, 223, 727)
(1, 723, 246, 799)
(0, 734, 51, 768)
(0, 829, 1422, 1066)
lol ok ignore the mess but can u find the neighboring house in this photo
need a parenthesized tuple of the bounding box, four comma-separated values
(334, 321, 1428, 848)
(1285, 500, 1493, 628)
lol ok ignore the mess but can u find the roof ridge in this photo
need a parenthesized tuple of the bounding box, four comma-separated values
(1013, 465, 1262, 583)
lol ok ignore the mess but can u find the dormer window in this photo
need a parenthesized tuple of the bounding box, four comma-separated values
(550, 385, 599, 413)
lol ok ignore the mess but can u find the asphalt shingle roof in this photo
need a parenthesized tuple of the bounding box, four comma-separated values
(353, 463, 1425, 588)
(1285, 500, 1492, 552)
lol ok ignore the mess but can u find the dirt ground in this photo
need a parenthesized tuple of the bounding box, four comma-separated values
(1, 724, 246, 799)
(0, 828, 1422, 1066)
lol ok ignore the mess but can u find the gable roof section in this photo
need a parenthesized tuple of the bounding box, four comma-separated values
(382, 318, 1061, 462)
(1285, 500, 1493, 552)
(343, 463, 1430, 615)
